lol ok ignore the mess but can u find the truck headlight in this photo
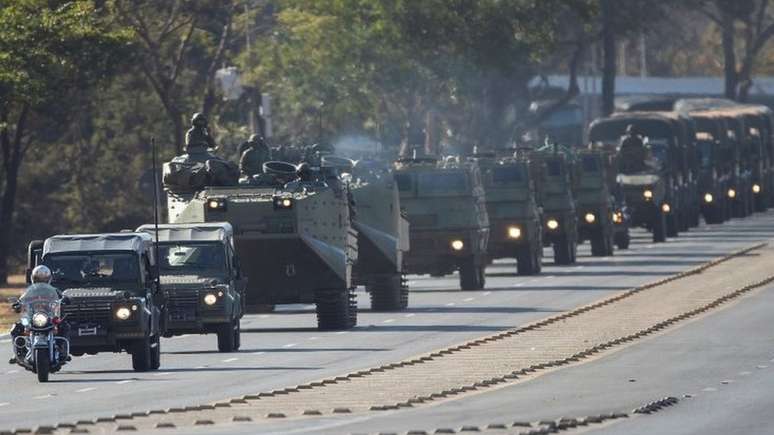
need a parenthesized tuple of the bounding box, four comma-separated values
(507, 226, 522, 239)
(661, 203, 671, 213)
(728, 188, 737, 199)
(450, 240, 464, 251)
(753, 184, 761, 194)
(32, 312, 49, 328)
(612, 212, 623, 224)
(203, 293, 218, 306)
(704, 193, 713, 203)
(643, 190, 653, 200)
(546, 219, 559, 230)
(584, 213, 596, 224)
(115, 307, 132, 321)
(207, 198, 227, 211)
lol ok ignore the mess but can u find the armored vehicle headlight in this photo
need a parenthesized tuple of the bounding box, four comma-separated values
(728, 188, 737, 199)
(584, 213, 596, 224)
(273, 196, 294, 209)
(546, 219, 559, 230)
(115, 307, 132, 321)
(643, 190, 653, 200)
(753, 184, 762, 194)
(203, 293, 218, 306)
(704, 193, 713, 203)
(207, 198, 227, 211)
(32, 312, 49, 328)
(507, 226, 522, 239)
(661, 203, 671, 213)
(450, 240, 465, 251)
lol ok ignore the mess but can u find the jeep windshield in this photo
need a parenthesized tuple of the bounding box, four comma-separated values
(159, 242, 227, 278)
(45, 253, 141, 289)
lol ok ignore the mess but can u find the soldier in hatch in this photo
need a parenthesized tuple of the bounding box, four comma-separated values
(618, 124, 649, 174)
(240, 134, 270, 177)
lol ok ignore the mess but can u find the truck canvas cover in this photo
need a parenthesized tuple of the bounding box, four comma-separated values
(43, 233, 152, 256)
(136, 223, 232, 244)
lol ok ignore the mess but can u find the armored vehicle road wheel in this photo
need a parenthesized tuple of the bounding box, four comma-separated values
(131, 336, 152, 372)
(35, 348, 50, 382)
(368, 274, 409, 311)
(315, 288, 357, 331)
(590, 231, 607, 257)
(553, 235, 576, 265)
(652, 211, 667, 243)
(516, 246, 540, 276)
(217, 319, 239, 352)
(150, 334, 161, 370)
(459, 258, 485, 290)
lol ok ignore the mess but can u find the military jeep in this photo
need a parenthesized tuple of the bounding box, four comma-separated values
(32, 233, 164, 372)
(574, 150, 615, 256)
(136, 223, 245, 352)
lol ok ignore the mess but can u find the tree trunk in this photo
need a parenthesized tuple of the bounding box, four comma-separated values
(0, 105, 29, 283)
(601, 0, 616, 116)
(721, 12, 739, 100)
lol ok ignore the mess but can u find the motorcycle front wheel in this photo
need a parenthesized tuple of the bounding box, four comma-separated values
(35, 348, 50, 382)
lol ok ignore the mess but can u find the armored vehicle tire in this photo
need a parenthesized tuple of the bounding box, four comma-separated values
(150, 334, 161, 370)
(35, 348, 50, 382)
(553, 236, 576, 265)
(459, 258, 485, 290)
(652, 212, 667, 243)
(368, 274, 409, 311)
(217, 319, 239, 352)
(131, 336, 153, 372)
(315, 288, 357, 331)
(516, 246, 540, 276)
(615, 231, 630, 250)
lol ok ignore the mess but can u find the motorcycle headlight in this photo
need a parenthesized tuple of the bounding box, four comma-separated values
(507, 226, 522, 239)
(450, 240, 464, 251)
(643, 190, 653, 200)
(203, 293, 218, 306)
(584, 213, 596, 224)
(32, 313, 49, 328)
(115, 307, 132, 321)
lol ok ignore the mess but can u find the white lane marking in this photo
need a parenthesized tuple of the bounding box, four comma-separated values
(222, 358, 239, 363)
(574, 265, 585, 270)
(76, 387, 96, 393)
(739, 371, 752, 376)
(0, 339, 10, 344)
(194, 366, 206, 369)
(382, 319, 395, 324)
(482, 291, 491, 296)
(308, 336, 319, 341)
(404, 313, 415, 318)
(335, 331, 349, 335)
(282, 343, 297, 348)
(544, 275, 556, 279)
(757, 365, 769, 369)
(153, 372, 171, 376)
(702, 387, 717, 392)
(251, 352, 265, 356)
(116, 380, 133, 385)
(0, 402, 9, 408)
(33, 394, 52, 400)
(446, 302, 456, 307)
(514, 283, 525, 287)
(462, 297, 475, 302)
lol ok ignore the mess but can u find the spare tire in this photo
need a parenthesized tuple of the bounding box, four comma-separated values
(263, 161, 299, 176)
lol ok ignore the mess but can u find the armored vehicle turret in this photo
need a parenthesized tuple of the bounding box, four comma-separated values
(136, 223, 245, 351)
(475, 154, 542, 275)
(165, 160, 358, 331)
(394, 155, 489, 290)
(30, 233, 164, 372)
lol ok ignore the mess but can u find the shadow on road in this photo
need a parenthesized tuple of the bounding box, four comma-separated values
(164, 347, 388, 354)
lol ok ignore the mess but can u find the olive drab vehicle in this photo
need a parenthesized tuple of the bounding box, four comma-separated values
(475, 153, 543, 275)
(529, 150, 578, 265)
(165, 160, 358, 331)
(734, 106, 773, 213)
(342, 158, 411, 311)
(136, 223, 245, 352)
(574, 150, 616, 256)
(29, 233, 164, 372)
(395, 154, 490, 290)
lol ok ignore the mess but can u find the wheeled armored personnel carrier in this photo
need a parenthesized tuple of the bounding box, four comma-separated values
(136, 223, 245, 351)
(165, 160, 358, 331)
(395, 155, 490, 290)
(475, 153, 542, 275)
(574, 150, 616, 256)
(29, 233, 164, 371)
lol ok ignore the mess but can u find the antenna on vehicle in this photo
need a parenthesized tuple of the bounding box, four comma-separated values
(151, 136, 162, 292)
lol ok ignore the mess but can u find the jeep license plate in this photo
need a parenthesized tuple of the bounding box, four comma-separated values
(78, 327, 98, 336)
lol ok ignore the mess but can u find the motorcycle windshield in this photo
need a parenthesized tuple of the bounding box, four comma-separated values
(19, 285, 61, 321)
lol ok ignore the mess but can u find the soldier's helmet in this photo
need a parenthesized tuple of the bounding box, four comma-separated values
(297, 162, 312, 180)
(31, 265, 52, 284)
(249, 134, 266, 147)
(625, 124, 637, 135)
(191, 112, 208, 127)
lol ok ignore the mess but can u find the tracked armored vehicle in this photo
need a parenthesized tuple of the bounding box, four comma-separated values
(165, 160, 358, 331)
(476, 154, 542, 275)
(136, 223, 245, 351)
(395, 155, 489, 290)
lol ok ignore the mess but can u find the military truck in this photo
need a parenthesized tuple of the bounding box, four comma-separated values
(346, 159, 411, 311)
(136, 223, 245, 351)
(476, 154, 543, 275)
(685, 111, 733, 224)
(529, 150, 578, 264)
(395, 155, 490, 290)
(574, 150, 616, 256)
(165, 160, 358, 331)
(30, 233, 163, 371)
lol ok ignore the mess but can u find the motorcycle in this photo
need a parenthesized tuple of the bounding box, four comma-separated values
(10, 287, 70, 382)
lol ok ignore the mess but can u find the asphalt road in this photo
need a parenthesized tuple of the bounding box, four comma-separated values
(1, 212, 773, 431)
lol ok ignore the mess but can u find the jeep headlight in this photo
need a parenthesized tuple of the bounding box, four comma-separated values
(450, 240, 464, 251)
(584, 213, 596, 224)
(507, 226, 522, 239)
(728, 188, 737, 199)
(32, 312, 49, 328)
(546, 219, 559, 230)
(643, 190, 653, 200)
(203, 293, 218, 306)
(704, 193, 713, 203)
(115, 307, 132, 321)
(753, 184, 761, 194)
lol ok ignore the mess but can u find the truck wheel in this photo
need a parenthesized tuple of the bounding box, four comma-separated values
(368, 274, 409, 311)
(217, 319, 238, 352)
(516, 246, 538, 276)
(150, 334, 161, 370)
(131, 336, 152, 372)
(459, 258, 484, 290)
(315, 288, 357, 331)
(553, 235, 573, 265)
(614, 231, 630, 249)
(35, 348, 50, 382)
(590, 231, 606, 257)
(652, 211, 667, 243)
(234, 319, 241, 351)
(604, 233, 615, 256)
(666, 213, 679, 237)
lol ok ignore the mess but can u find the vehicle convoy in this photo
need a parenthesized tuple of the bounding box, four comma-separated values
(685, 110, 733, 224)
(588, 114, 680, 242)
(475, 152, 543, 275)
(345, 158, 411, 311)
(394, 154, 490, 290)
(136, 223, 245, 351)
(164, 158, 358, 331)
(29, 233, 163, 372)
(9, 279, 71, 382)
(573, 149, 616, 256)
(529, 148, 578, 264)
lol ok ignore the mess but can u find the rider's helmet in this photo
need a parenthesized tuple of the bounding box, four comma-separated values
(30, 265, 52, 284)
(191, 112, 208, 127)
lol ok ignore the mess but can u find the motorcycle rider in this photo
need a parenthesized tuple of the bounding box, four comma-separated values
(8, 265, 69, 364)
